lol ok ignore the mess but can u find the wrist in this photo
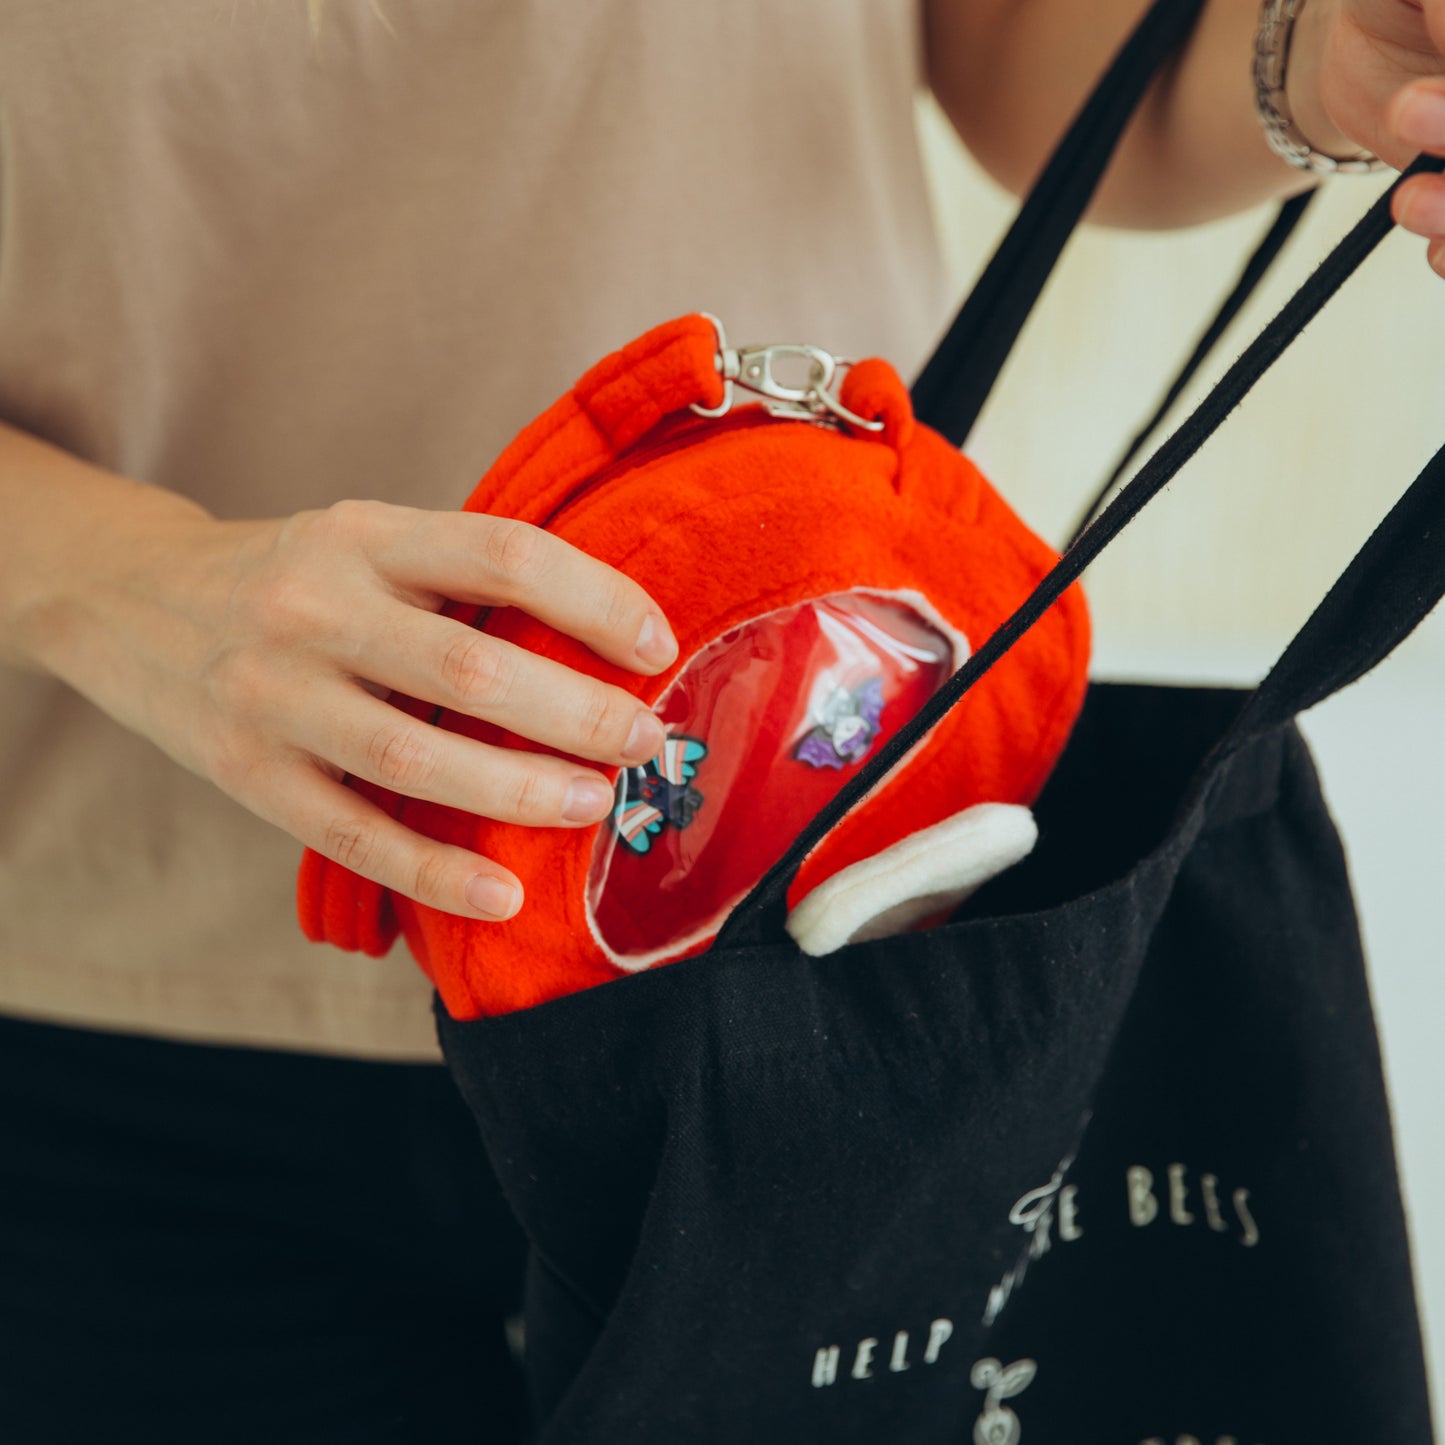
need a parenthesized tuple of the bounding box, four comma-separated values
(1255, 0, 1383, 174)
(1286, 0, 1362, 159)
(0, 430, 213, 676)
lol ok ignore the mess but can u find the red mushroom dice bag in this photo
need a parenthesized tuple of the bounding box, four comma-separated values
(297, 314, 1090, 1019)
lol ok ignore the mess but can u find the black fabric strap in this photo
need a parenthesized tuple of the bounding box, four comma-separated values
(1064, 190, 1315, 549)
(716, 155, 1444, 951)
(1226, 435, 1445, 749)
(911, 0, 1210, 447)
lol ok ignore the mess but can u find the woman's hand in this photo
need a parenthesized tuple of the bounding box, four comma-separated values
(1298, 0, 1445, 272)
(6, 443, 676, 924)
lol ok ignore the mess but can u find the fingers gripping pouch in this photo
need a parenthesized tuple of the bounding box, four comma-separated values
(297, 314, 1090, 1017)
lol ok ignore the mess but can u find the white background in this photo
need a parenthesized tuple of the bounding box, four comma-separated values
(916, 97, 1445, 1416)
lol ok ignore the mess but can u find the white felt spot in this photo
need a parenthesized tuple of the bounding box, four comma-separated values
(784, 803, 1038, 957)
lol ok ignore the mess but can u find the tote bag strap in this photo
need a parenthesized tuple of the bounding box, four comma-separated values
(1223, 438, 1445, 749)
(717, 154, 1445, 951)
(1064, 189, 1316, 547)
(911, 0, 1210, 446)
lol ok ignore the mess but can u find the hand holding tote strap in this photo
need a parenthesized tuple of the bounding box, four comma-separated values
(717, 153, 1445, 952)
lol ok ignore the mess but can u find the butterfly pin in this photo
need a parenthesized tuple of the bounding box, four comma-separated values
(612, 733, 709, 855)
(794, 677, 884, 769)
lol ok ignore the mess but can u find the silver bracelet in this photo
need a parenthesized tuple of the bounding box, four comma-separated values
(1253, 0, 1385, 175)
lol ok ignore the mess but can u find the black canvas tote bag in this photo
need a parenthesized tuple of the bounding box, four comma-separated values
(437, 3, 1441, 1438)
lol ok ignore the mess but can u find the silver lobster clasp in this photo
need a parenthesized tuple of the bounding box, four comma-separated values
(690, 313, 884, 432)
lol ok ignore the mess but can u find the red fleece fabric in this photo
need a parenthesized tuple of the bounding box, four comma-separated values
(297, 316, 1090, 1018)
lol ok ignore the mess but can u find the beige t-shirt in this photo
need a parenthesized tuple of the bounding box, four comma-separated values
(0, 0, 949, 1059)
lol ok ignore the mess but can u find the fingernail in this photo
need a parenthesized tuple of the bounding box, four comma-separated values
(1397, 90, 1445, 148)
(563, 776, 614, 823)
(635, 613, 678, 668)
(624, 711, 666, 763)
(465, 874, 521, 919)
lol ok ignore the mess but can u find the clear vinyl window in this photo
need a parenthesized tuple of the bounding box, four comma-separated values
(586, 591, 958, 968)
